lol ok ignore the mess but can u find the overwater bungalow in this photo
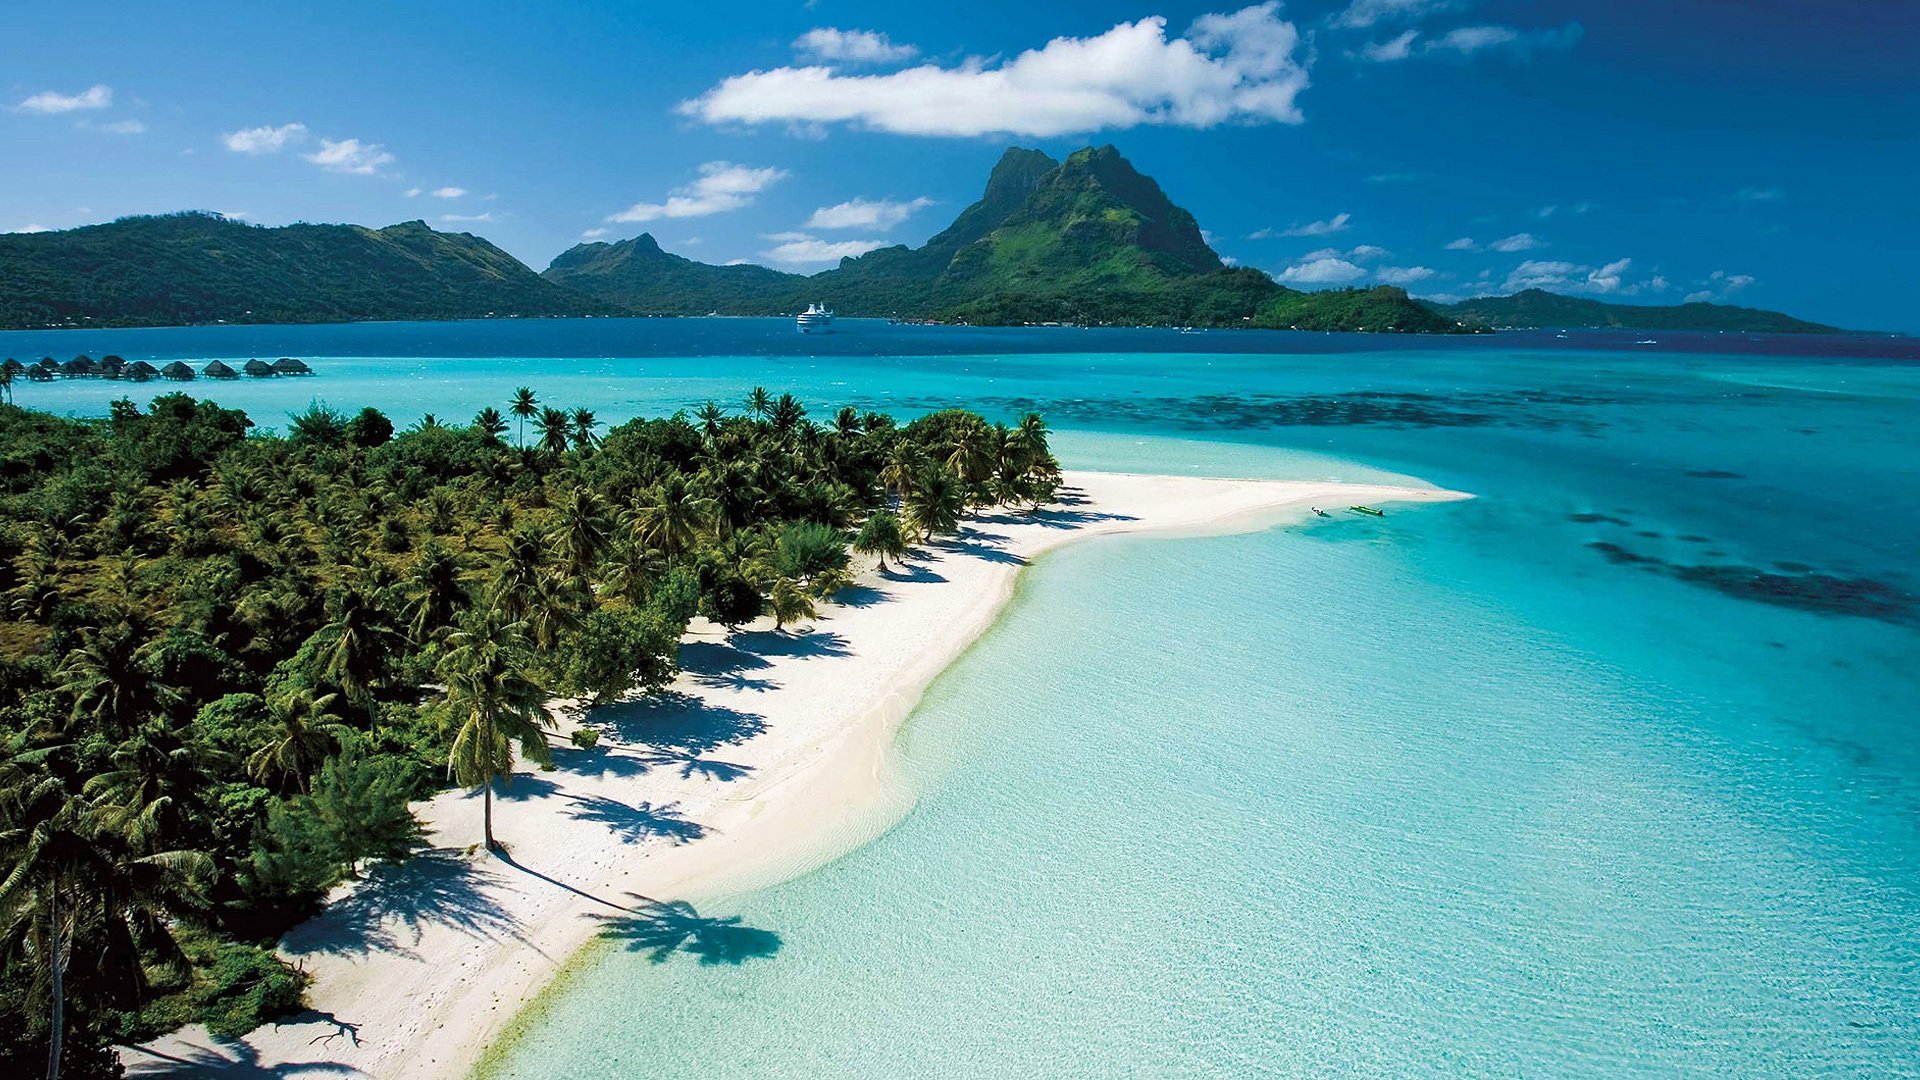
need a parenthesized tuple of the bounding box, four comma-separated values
(33, 358, 59, 376)
(204, 360, 239, 379)
(61, 356, 97, 377)
(98, 356, 127, 379)
(160, 361, 196, 380)
(243, 358, 278, 377)
(125, 360, 159, 381)
(26, 366, 55, 382)
(271, 357, 313, 375)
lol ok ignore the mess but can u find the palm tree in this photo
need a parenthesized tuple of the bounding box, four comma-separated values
(878, 441, 926, 502)
(54, 622, 180, 736)
(488, 526, 549, 621)
(0, 365, 14, 405)
(553, 488, 609, 586)
(944, 420, 992, 486)
(569, 408, 600, 451)
(902, 469, 964, 542)
(436, 612, 553, 850)
(696, 401, 726, 444)
(509, 387, 539, 448)
(853, 510, 908, 572)
(248, 689, 348, 792)
(625, 476, 710, 559)
(770, 393, 807, 439)
(768, 577, 815, 631)
(745, 385, 772, 422)
(1009, 411, 1050, 466)
(310, 580, 402, 723)
(0, 768, 210, 1080)
(402, 540, 468, 644)
(538, 407, 572, 455)
(473, 406, 508, 443)
(85, 718, 227, 854)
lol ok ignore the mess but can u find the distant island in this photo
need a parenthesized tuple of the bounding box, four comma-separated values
(0, 147, 1841, 335)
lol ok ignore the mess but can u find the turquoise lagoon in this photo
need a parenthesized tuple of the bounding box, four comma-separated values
(7, 320, 1918, 1075)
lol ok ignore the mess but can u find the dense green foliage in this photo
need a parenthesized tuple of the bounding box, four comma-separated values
(0, 387, 1058, 1070)
(544, 145, 1470, 331)
(0, 212, 615, 330)
(1432, 288, 1838, 333)
(1252, 285, 1465, 333)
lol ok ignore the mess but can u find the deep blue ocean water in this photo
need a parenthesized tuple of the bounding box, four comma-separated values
(7, 318, 1916, 1076)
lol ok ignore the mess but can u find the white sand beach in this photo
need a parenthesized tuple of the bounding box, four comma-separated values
(122, 470, 1466, 1079)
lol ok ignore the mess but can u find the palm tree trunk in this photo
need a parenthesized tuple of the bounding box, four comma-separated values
(46, 884, 63, 1080)
(483, 778, 495, 850)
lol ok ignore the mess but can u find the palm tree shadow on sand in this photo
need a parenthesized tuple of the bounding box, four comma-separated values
(122, 1012, 367, 1076)
(594, 896, 783, 966)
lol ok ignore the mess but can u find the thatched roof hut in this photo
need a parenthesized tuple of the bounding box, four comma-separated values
(61, 357, 97, 377)
(34, 357, 58, 373)
(243, 359, 277, 377)
(27, 366, 54, 382)
(271, 357, 313, 375)
(98, 356, 127, 378)
(161, 361, 196, 381)
(204, 360, 239, 379)
(126, 360, 159, 381)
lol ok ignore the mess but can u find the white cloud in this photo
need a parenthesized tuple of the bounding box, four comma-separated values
(608, 162, 789, 223)
(1585, 257, 1631, 293)
(1489, 232, 1541, 252)
(7, 224, 53, 234)
(1331, 0, 1451, 30)
(440, 212, 494, 223)
(1648, 274, 1668, 291)
(1536, 204, 1557, 218)
(1426, 23, 1583, 57)
(1444, 236, 1478, 251)
(222, 123, 307, 154)
(15, 85, 112, 114)
(1502, 259, 1580, 291)
(1281, 212, 1352, 237)
(1360, 30, 1419, 61)
(305, 138, 394, 175)
(806, 196, 934, 230)
(1736, 185, 1784, 202)
(1376, 265, 1436, 284)
(761, 233, 889, 264)
(1684, 270, 1755, 303)
(581, 227, 608, 239)
(80, 118, 146, 135)
(794, 28, 918, 64)
(403, 187, 422, 198)
(430, 186, 468, 199)
(1277, 256, 1366, 284)
(680, 4, 1310, 137)
(1347, 244, 1390, 260)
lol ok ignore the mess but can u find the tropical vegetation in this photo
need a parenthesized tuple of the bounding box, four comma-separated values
(0, 386, 1058, 1074)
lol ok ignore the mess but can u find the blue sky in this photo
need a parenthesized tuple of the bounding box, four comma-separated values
(2, 0, 1915, 329)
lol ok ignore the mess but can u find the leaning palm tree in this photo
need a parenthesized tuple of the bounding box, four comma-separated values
(1008, 411, 1051, 467)
(436, 611, 553, 850)
(247, 688, 348, 792)
(768, 577, 815, 631)
(853, 510, 908, 572)
(0, 768, 210, 1080)
(509, 387, 539, 448)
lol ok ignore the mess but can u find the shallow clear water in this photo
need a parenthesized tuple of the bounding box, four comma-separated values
(7, 319, 1917, 1075)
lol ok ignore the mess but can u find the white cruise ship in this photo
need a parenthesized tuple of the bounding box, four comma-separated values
(796, 303, 835, 333)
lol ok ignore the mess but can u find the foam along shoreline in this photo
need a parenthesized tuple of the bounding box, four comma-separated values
(122, 470, 1468, 1079)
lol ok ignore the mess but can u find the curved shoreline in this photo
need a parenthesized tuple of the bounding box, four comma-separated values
(124, 470, 1469, 1079)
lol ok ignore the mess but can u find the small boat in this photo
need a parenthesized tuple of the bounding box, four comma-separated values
(796, 303, 835, 334)
(1312, 507, 1331, 518)
(1347, 505, 1385, 517)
